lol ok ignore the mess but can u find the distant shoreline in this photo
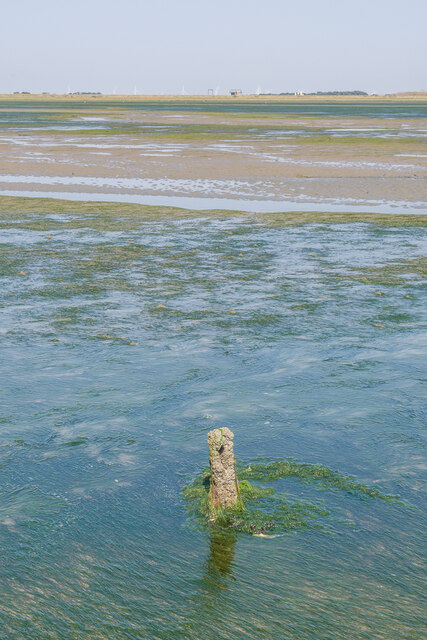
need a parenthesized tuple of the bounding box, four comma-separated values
(1, 93, 427, 103)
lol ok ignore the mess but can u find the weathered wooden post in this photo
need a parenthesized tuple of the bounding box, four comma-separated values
(208, 428, 240, 520)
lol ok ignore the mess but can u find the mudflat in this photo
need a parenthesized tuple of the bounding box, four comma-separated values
(0, 95, 426, 208)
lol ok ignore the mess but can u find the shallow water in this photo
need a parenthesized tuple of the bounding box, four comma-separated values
(0, 203, 426, 638)
(1, 100, 427, 138)
(2, 98, 427, 118)
(1, 188, 426, 214)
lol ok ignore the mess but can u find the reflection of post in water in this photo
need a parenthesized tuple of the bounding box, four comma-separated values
(204, 530, 236, 590)
(195, 531, 236, 624)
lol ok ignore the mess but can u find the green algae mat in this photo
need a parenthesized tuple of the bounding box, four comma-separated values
(183, 459, 402, 535)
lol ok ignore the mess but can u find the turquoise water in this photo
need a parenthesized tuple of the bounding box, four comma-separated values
(0, 206, 426, 638)
(1, 100, 427, 139)
(1, 98, 427, 118)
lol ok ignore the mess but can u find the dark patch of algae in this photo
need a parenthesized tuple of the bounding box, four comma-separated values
(341, 256, 427, 286)
(182, 460, 400, 536)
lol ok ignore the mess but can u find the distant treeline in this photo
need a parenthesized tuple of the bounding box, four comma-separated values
(13, 91, 103, 96)
(311, 90, 368, 95)
(261, 90, 369, 96)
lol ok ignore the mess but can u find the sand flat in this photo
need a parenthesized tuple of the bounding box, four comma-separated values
(0, 97, 426, 208)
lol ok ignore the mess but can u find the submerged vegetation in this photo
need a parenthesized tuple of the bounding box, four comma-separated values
(341, 256, 427, 286)
(0, 196, 424, 348)
(182, 460, 399, 535)
(238, 460, 399, 500)
(183, 466, 328, 535)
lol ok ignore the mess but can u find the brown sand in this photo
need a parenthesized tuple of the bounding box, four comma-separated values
(0, 103, 426, 206)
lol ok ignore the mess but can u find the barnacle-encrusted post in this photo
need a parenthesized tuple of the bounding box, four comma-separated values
(208, 428, 239, 520)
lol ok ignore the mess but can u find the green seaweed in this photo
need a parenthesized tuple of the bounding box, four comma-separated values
(182, 460, 400, 535)
(182, 467, 326, 534)
(340, 257, 426, 286)
(238, 460, 399, 501)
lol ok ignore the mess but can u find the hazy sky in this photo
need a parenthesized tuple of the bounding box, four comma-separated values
(1, 0, 426, 94)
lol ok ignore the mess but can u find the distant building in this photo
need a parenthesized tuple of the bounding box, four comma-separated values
(230, 90, 242, 97)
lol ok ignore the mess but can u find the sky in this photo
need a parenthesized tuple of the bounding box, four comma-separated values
(1, 0, 426, 95)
